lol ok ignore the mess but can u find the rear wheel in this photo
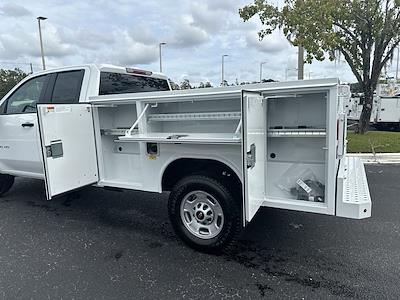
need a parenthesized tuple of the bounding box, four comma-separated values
(0, 174, 15, 196)
(168, 175, 241, 253)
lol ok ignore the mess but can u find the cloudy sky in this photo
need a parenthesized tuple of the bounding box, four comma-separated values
(0, 0, 396, 86)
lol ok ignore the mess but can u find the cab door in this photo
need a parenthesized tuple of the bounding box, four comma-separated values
(241, 91, 266, 222)
(0, 74, 51, 178)
(37, 103, 98, 199)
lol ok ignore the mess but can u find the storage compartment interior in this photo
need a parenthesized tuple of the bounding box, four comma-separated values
(98, 103, 138, 135)
(96, 104, 143, 186)
(145, 98, 241, 135)
(116, 97, 243, 144)
(265, 92, 328, 203)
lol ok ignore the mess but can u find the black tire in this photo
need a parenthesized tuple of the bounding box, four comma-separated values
(168, 175, 241, 253)
(0, 174, 15, 197)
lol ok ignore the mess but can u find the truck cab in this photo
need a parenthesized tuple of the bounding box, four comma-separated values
(0, 64, 171, 179)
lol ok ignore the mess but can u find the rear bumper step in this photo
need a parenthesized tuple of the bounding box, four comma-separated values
(336, 157, 371, 219)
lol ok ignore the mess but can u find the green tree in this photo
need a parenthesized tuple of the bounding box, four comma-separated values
(196, 81, 212, 88)
(240, 0, 400, 133)
(221, 79, 229, 86)
(262, 79, 276, 83)
(0, 68, 27, 99)
(180, 79, 192, 90)
(350, 82, 363, 94)
(169, 79, 180, 90)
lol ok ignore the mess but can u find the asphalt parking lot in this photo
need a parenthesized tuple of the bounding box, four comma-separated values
(0, 164, 399, 299)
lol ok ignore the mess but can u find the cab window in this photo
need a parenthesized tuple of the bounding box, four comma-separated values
(4, 75, 48, 114)
(99, 72, 170, 95)
(51, 70, 84, 104)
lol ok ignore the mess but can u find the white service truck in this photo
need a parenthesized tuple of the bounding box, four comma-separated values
(0, 66, 371, 252)
(374, 96, 400, 130)
(345, 83, 400, 130)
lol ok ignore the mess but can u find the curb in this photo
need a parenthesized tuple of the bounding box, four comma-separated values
(347, 153, 400, 164)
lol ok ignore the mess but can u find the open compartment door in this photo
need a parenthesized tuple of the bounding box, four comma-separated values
(37, 104, 98, 199)
(242, 91, 265, 222)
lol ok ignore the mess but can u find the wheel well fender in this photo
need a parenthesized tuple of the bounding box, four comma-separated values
(161, 158, 242, 193)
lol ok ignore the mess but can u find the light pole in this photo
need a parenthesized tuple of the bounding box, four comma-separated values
(37, 16, 47, 70)
(396, 46, 399, 82)
(259, 61, 267, 82)
(159, 42, 166, 73)
(221, 54, 228, 86)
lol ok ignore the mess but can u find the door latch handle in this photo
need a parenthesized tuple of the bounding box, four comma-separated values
(246, 143, 256, 169)
(21, 122, 34, 127)
(46, 141, 63, 158)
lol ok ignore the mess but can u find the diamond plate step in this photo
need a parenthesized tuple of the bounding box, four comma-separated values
(336, 157, 371, 219)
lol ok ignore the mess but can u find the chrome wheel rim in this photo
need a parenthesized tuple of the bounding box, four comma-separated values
(180, 190, 224, 239)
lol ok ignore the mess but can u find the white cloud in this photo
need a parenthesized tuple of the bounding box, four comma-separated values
(0, 0, 357, 84)
(245, 29, 289, 53)
(171, 15, 209, 48)
(0, 24, 75, 60)
(190, 2, 227, 34)
(60, 28, 115, 51)
(39, 24, 76, 58)
(112, 30, 158, 65)
(129, 25, 157, 46)
(207, 0, 238, 12)
(0, 3, 31, 17)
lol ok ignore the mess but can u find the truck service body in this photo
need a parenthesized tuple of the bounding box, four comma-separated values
(0, 65, 371, 252)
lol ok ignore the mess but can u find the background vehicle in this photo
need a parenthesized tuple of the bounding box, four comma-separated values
(374, 96, 400, 130)
(344, 83, 400, 130)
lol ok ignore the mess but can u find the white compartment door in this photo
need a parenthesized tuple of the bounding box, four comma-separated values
(242, 91, 265, 222)
(37, 104, 98, 199)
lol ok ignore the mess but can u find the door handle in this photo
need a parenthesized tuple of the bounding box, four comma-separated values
(45, 141, 63, 158)
(21, 122, 34, 128)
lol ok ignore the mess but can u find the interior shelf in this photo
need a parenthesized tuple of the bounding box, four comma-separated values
(118, 132, 241, 144)
(147, 111, 241, 122)
(267, 128, 326, 137)
(101, 128, 132, 136)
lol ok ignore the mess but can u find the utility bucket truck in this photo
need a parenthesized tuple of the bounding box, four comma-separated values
(0, 69, 371, 252)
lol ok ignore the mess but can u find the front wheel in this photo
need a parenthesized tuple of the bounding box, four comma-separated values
(168, 175, 241, 253)
(0, 174, 15, 196)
